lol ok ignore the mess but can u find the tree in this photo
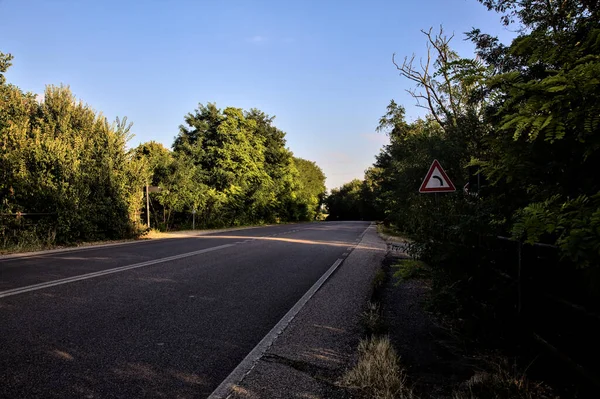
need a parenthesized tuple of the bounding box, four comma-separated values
(1, 74, 144, 245)
(174, 103, 275, 227)
(325, 180, 364, 220)
(468, 0, 600, 266)
(393, 27, 488, 131)
(293, 157, 327, 220)
(0, 52, 13, 85)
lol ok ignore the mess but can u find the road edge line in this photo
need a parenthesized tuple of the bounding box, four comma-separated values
(208, 222, 373, 399)
(207, 257, 344, 399)
(206, 222, 374, 399)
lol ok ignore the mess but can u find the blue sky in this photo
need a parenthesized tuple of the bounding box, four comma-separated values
(0, 0, 515, 190)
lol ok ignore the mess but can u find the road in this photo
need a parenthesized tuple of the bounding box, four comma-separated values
(0, 221, 369, 398)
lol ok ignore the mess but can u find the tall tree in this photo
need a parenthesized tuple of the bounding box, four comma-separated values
(173, 103, 272, 226)
(293, 157, 327, 220)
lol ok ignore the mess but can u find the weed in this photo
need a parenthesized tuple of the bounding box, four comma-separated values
(392, 259, 430, 285)
(372, 267, 387, 290)
(360, 301, 386, 336)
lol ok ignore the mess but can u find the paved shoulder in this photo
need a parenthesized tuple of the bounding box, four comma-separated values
(222, 223, 387, 398)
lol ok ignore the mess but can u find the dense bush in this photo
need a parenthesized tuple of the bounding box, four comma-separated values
(327, 0, 600, 332)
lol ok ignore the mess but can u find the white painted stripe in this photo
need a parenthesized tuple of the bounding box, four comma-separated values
(342, 252, 349, 257)
(207, 257, 345, 399)
(0, 244, 235, 299)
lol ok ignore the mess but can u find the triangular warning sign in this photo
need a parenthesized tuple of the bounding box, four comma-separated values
(419, 160, 456, 193)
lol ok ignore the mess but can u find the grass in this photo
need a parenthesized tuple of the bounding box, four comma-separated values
(392, 259, 431, 285)
(360, 301, 386, 336)
(0, 226, 58, 255)
(376, 223, 411, 243)
(342, 335, 415, 399)
(344, 264, 415, 398)
(372, 267, 387, 290)
(452, 361, 556, 399)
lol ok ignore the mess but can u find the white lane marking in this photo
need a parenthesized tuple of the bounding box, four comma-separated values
(347, 247, 353, 251)
(207, 258, 345, 399)
(0, 244, 235, 299)
(342, 252, 349, 257)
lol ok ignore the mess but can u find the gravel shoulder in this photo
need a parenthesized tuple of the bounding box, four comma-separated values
(226, 223, 387, 398)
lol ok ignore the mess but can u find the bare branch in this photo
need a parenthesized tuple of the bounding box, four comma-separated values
(392, 45, 445, 128)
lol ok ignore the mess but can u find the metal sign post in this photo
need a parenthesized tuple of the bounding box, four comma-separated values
(419, 160, 455, 241)
(146, 185, 150, 228)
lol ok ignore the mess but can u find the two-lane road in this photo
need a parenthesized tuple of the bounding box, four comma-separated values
(0, 221, 369, 398)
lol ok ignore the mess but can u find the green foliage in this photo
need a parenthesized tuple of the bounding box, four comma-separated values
(292, 157, 327, 221)
(0, 81, 144, 246)
(512, 193, 600, 268)
(325, 175, 381, 221)
(372, 267, 387, 290)
(0, 52, 13, 85)
(132, 103, 325, 230)
(325, 179, 365, 220)
(1, 54, 326, 247)
(359, 301, 386, 336)
(392, 260, 430, 285)
(330, 0, 600, 341)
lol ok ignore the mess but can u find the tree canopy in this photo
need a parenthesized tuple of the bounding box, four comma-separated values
(326, 0, 600, 338)
(1, 56, 326, 249)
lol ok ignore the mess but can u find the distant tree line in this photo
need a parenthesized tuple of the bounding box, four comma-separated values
(324, 178, 377, 221)
(0, 56, 325, 249)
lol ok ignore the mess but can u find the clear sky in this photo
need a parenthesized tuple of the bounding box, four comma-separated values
(0, 0, 515, 190)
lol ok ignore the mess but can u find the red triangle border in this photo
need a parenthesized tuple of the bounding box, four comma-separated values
(419, 159, 456, 193)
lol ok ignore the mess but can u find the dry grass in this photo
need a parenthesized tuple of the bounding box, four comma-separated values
(376, 223, 411, 244)
(342, 336, 415, 399)
(141, 228, 167, 239)
(453, 362, 557, 399)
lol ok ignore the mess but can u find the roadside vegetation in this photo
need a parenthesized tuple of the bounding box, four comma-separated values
(330, 0, 600, 396)
(343, 335, 415, 399)
(0, 57, 326, 252)
(344, 253, 415, 399)
(346, 230, 557, 399)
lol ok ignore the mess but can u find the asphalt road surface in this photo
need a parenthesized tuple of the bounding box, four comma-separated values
(0, 221, 370, 399)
